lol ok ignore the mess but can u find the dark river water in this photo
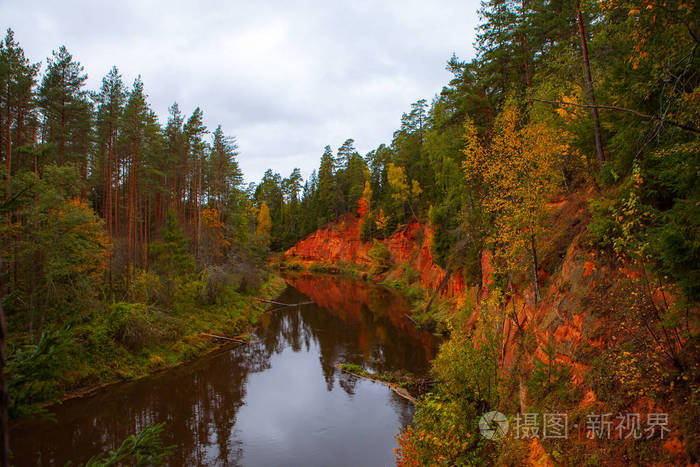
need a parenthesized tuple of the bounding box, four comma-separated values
(9, 274, 439, 466)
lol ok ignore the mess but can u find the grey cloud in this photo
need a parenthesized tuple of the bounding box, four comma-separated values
(1, 0, 480, 183)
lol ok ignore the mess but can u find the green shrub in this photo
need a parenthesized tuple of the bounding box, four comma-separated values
(433, 331, 499, 408)
(359, 211, 376, 241)
(7, 328, 72, 419)
(401, 393, 491, 465)
(396, 329, 500, 464)
(106, 303, 156, 351)
(525, 342, 579, 411)
(129, 269, 163, 304)
(199, 266, 236, 305)
(340, 362, 365, 375)
(403, 264, 420, 284)
(587, 195, 622, 251)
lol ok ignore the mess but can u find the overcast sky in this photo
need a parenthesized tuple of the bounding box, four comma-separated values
(1, 0, 480, 183)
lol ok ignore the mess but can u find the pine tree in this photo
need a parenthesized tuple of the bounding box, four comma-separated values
(92, 66, 125, 236)
(366, 143, 393, 201)
(37, 46, 89, 168)
(476, 0, 523, 100)
(120, 77, 149, 275)
(317, 145, 336, 221)
(208, 124, 242, 210)
(150, 209, 194, 295)
(358, 180, 374, 240)
(345, 152, 369, 213)
(392, 100, 432, 195)
(0, 29, 39, 198)
(165, 102, 186, 219)
(184, 107, 207, 252)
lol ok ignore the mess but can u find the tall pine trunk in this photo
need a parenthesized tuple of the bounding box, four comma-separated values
(115, 155, 120, 237)
(127, 142, 135, 286)
(0, 254, 8, 467)
(530, 234, 540, 304)
(5, 87, 11, 201)
(106, 124, 113, 236)
(521, 0, 532, 90)
(15, 107, 22, 174)
(59, 98, 65, 166)
(576, 0, 605, 168)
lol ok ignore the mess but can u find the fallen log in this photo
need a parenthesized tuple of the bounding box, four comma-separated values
(254, 298, 315, 307)
(200, 333, 248, 343)
(336, 363, 418, 404)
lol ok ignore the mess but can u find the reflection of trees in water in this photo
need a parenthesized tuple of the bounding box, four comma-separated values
(12, 275, 436, 466)
(389, 392, 416, 427)
(285, 274, 440, 380)
(338, 372, 358, 396)
(11, 341, 274, 466)
(160, 345, 268, 466)
(270, 276, 440, 399)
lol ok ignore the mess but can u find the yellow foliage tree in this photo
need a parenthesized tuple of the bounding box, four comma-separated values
(375, 208, 389, 234)
(200, 206, 229, 264)
(358, 181, 374, 240)
(255, 201, 272, 248)
(463, 102, 566, 302)
(387, 163, 421, 221)
(387, 163, 409, 203)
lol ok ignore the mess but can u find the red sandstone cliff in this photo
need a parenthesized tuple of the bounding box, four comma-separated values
(285, 215, 466, 299)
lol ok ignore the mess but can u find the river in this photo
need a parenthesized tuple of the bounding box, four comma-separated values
(9, 274, 439, 466)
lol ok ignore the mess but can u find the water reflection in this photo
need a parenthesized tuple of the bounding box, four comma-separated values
(10, 274, 438, 466)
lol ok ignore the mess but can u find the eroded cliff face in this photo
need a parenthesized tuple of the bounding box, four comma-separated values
(285, 216, 466, 299)
(285, 195, 693, 464)
(286, 216, 372, 265)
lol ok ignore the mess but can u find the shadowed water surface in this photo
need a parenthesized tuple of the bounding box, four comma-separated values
(10, 274, 439, 466)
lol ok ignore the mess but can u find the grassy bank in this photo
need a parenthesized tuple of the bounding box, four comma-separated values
(7, 273, 287, 419)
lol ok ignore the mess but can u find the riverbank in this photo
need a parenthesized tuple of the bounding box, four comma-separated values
(8, 273, 287, 418)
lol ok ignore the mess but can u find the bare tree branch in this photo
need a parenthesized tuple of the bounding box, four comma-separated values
(529, 97, 700, 134)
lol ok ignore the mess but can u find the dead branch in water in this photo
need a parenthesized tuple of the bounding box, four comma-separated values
(336, 363, 418, 404)
(403, 314, 419, 327)
(254, 298, 315, 307)
(201, 333, 250, 343)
